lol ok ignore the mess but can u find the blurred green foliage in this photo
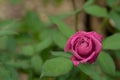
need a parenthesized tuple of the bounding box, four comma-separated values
(0, 0, 120, 80)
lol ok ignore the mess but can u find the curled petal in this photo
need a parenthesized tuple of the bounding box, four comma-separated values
(77, 30, 87, 34)
(87, 54, 98, 63)
(91, 35, 102, 54)
(80, 52, 96, 64)
(71, 56, 80, 66)
(89, 32, 103, 42)
(71, 35, 80, 45)
(64, 32, 81, 52)
(72, 49, 85, 59)
(77, 38, 92, 56)
(64, 38, 72, 52)
(71, 31, 87, 45)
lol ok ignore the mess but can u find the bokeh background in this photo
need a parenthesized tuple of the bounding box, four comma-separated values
(0, 0, 120, 80)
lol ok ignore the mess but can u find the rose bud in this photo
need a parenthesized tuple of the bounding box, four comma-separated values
(64, 31, 103, 66)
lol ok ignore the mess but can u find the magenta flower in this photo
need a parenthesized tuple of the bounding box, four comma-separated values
(64, 31, 103, 66)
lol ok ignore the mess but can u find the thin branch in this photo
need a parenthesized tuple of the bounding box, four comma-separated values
(71, 0, 79, 31)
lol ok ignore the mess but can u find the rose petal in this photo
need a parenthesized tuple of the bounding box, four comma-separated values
(80, 52, 96, 64)
(89, 32, 103, 42)
(87, 54, 98, 63)
(77, 37, 92, 56)
(64, 32, 81, 52)
(77, 30, 87, 34)
(64, 38, 72, 52)
(71, 56, 80, 66)
(91, 35, 102, 54)
(71, 35, 80, 45)
(72, 49, 85, 59)
(71, 31, 87, 45)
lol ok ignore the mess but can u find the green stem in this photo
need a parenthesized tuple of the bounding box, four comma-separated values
(71, 0, 79, 32)
(100, 17, 109, 37)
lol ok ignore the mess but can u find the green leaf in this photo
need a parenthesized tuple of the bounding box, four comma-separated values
(98, 51, 116, 76)
(31, 55, 43, 73)
(0, 53, 11, 61)
(0, 66, 18, 80)
(109, 11, 120, 29)
(103, 33, 120, 50)
(0, 19, 20, 31)
(35, 37, 52, 52)
(6, 60, 30, 69)
(78, 64, 107, 80)
(114, 50, 120, 60)
(21, 45, 35, 56)
(17, 60, 30, 69)
(115, 71, 120, 77)
(51, 51, 72, 58)
(53, 9, 82, 19)
(10, 0, 21, 5)
(49, 16, 75, 38)
(39, 29, 52, 40)
(107, 0, 119, 7)
(0, 31, 17, 36)
(84, 0, 94, 7)
(6, 67, 19, 80)
(7, 36, 17, 52)
(54, 0, 64, 5)
(41, 57, 73, 77)
(24, 11, 45, 32)
(84, 5, 108, 17)
(53, 31, 67, 49)
(39, 28, 55, 40)
(0, 19, 20, 36)
(0, 36, 8, 50)
(0, 66, 11, 80)
(17, 33, 35, 45)
(114, 7, 120, 13)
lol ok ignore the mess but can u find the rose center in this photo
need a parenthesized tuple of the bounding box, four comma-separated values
(80, 41, 88, 48)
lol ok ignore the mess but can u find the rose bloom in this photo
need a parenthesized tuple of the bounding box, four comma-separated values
(64, 31, 102, 66)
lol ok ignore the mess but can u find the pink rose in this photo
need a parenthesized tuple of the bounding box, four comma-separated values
(64, 31, 102, 66)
